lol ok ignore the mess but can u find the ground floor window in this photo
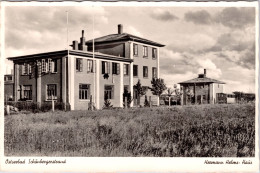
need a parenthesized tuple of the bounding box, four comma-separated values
(104, 85, 114, 100)
(79, 84, 90, 100)
(46, 84, 57, 100)
(23, 85, 32, 100)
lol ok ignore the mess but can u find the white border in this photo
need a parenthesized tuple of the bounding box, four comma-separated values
(0, 1, 259, 172)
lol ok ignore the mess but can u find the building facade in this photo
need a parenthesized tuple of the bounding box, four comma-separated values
(179, 69, 225, 105)
(8, 24, 165, 110)
(4, 73, 14, 101)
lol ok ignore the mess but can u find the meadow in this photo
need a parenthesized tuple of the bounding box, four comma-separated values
(4, 103, 255, 157)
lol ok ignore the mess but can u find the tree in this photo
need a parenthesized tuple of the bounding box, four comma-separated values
(134, 79, 147, 106)
(165, 87, 174, 106)
(150, 78, 167, 105)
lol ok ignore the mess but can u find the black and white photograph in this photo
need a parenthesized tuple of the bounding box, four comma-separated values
(0, 1, 259, 172)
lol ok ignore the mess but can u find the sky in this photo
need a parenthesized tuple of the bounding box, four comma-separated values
(4, 5, 256, 93)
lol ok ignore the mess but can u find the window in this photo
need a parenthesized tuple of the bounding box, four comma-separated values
(133, 65, 138, 77)
(104, 85, 114, 100)
(22, 63, 32, 75)
(152, 67, 157, 78)
(8, 76, 12, 81)
(133, 44, 138, 56)
(46, 84, 57, 100)
(112, 62, 120, 75)
(152, 48, 157, 59)
(124, 64, 129, 75)
(143, 66, 148, 78)
(79, 84, 90, 100)
(143, 46, 148, 57)
(23, 85, 32, 100)
(87, 60, 95, 73)
(102, 61, 110, 74)
(76, 58, 83, 72)
(47, 59, 57, 73)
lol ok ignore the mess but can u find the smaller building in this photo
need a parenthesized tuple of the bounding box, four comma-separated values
(179, 69, 225, 105)
(4, 73, 14, 101)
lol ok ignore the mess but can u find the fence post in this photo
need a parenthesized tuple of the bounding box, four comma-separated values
(124, 97, 128, 109)
(149, 96, 152, 107)
(90, 95, 93, 111)
(52, 95, 54, 112)
(6, 105, 10, 115)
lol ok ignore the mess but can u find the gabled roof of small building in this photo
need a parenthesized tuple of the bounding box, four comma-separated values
(85, 33, 165, 47)
(179, 76, 225, 85)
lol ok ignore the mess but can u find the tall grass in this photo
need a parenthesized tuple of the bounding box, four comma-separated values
(4, 103, 255, 157)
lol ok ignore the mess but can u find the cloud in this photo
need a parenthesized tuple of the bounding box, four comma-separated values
(184, 10, 212, 25)
(150, 9, 179, 21)
(126, 26, 143, 37)
(184, 7, 255, 30)
(215, 7, 255, 29)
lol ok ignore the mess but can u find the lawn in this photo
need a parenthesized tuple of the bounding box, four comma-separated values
(4, 103, 255, 157)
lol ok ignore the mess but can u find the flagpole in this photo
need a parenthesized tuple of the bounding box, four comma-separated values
(64, 11, 69, 111)
(93, 11, 96, 109)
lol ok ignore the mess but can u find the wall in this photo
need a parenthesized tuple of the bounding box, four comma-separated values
(194, 83, 210, 104)
(131, 42, 159, 106)
(4, 83, 14, 101)
(17, 58, 62, 103)
(213, 83, 224, 103)
(72, 55, 130, 110)
(88, 42, 125, 57)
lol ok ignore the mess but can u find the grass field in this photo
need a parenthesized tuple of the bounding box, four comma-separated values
(4, 103, 255, 157)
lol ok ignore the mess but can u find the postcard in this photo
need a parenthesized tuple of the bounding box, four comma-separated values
(0, 1, 259, 172)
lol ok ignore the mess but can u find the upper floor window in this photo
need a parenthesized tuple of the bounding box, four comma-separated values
(133, 65, 138, 77)
(87, 60, 95, 73)
(143, 46, 148, 57)
(152, 67, 157, 78)
(112, 62, 120, 75)
(143, 66, 148, 78)
(46, 84, 57, 100)
(133, 44, 138, 56)
(79, 84, 90, 100)
(76, 58, 83, 72)
(152, 48, 157, 59)
(22, 63, 32, 75)
(48, 59, 57, 73)
(124, 64, 129, 76)
(104, 85, 114, 100)
(102, 61, 110, 74)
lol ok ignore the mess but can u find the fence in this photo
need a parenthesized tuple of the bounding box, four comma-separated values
(5, 101, 70, 113)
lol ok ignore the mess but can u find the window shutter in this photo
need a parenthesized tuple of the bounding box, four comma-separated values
(117, 63, 120, 75)
(42, 59, 46, 73)
(80, 59, 83, 72)
(87, 60, 90, 72)
(48, 59, 51, 72)
(25, 63, 28, 74)
(102, 61, 105, 74)
(107, 62, 110, 74)
(28, 63, 32, 74)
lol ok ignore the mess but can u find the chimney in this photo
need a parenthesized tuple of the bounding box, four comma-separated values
(118, 24, 123, 34)
(204, 69, 206, 77)
(79, 30, 87, 51)
(72, 40, 78, 50)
